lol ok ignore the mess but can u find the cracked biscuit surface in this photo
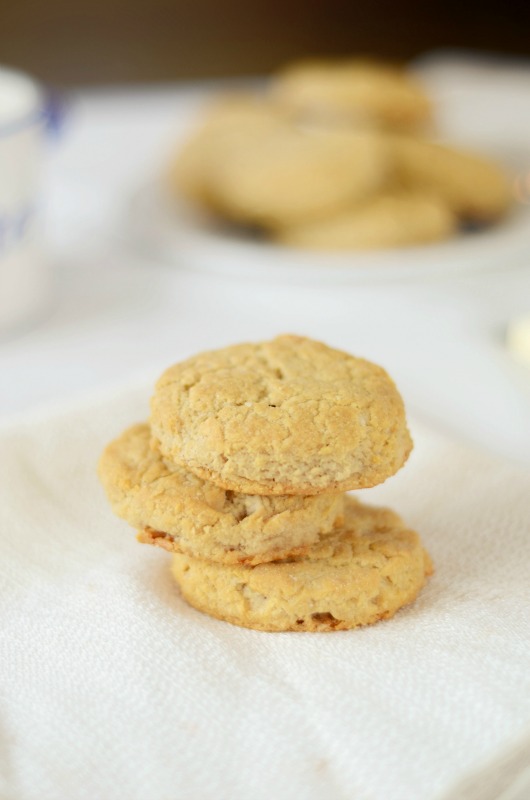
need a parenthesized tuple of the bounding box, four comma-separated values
(171, 497, 433, 632)
(98, 423, 345, 565)
(150, 335, 412, 495)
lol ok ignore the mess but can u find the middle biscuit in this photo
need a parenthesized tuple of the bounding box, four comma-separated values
(98, 423, 345, 565)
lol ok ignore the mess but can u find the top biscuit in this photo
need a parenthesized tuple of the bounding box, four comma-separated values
(150, 335, 412, 495)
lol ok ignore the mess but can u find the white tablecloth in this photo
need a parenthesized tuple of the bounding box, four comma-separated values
(1, 384, 529, 800)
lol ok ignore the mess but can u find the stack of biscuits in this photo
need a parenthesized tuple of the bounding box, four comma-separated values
(99, 335, 432, 632)
(170, 58, 512, 250)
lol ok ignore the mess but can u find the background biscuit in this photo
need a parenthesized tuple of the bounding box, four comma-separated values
(276, 190, 456, 250)
(392, 136, 512, 222)
(270, 59, 433, 133)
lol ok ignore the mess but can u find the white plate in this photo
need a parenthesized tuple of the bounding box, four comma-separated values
(128, 182, 530, 285)
(125, 66, 530, 285)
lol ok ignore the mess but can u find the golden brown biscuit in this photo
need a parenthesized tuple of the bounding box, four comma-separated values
(98, 423, 345, 565)
(392, 136, 512, 222)
(270, 59, 432, 133)
(169, 94, 281, 209)
(276, 190, 456, 250)
(171, 497, 433, 632)
(207, 127, 387, 228)
(150, 335, 412, 496)
(170, 93, 387, 228)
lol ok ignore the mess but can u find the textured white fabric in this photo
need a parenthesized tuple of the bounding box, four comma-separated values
(0, 385, 529, 800)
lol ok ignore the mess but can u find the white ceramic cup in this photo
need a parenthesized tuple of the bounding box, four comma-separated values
(0, 66, 49, 332)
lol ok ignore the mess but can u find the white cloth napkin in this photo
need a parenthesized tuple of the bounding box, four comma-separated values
(1, 385, 529, 800)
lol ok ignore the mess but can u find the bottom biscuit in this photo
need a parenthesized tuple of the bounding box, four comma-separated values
(171, 497, 432, 632)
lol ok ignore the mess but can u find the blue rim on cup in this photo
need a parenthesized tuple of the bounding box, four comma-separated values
(0, 65, 53, 333)
(0, 65, 62, 141)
